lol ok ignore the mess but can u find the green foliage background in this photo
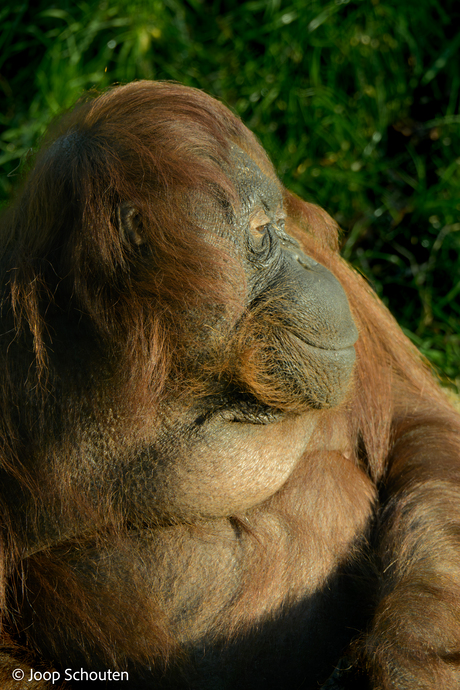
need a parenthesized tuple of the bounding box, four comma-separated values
(2, 0, 460, 390)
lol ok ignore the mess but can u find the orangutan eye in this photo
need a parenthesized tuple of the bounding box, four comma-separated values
(251, 224, 270, 247)
(248, 224, 272, 259)
(248, 210, 274, 258)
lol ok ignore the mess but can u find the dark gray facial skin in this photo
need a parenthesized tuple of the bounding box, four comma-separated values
(183, 145, 359, 414)
(228, 145, 358, 350)
(187, 145, 358, 356)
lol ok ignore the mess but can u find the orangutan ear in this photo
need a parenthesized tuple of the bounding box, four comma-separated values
(116, 202, 144, 246)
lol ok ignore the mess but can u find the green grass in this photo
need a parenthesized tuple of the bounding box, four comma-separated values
(1, 0, 460, 391)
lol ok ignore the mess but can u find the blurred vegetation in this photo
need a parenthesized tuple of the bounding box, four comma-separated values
(1, 0, 460, 391)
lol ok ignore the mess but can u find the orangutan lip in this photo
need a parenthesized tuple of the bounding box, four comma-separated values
(289, 330, 358, 354)
(291, 335, 357, 373)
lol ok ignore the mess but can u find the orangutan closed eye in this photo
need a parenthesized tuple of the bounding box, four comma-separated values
(0, 81, 460, 690)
